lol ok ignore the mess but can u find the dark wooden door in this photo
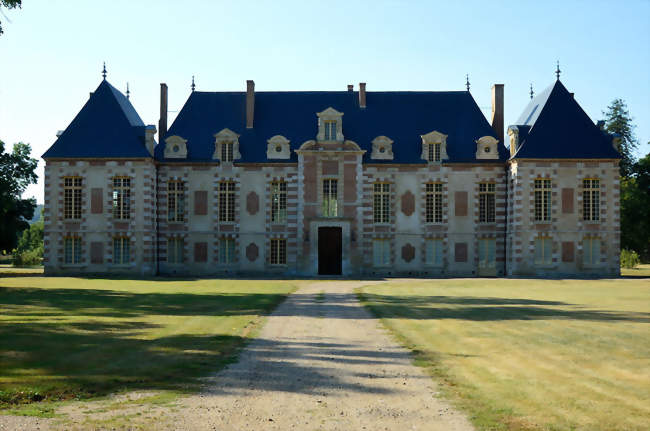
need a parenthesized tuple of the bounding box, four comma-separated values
(318, 227, 342, 275)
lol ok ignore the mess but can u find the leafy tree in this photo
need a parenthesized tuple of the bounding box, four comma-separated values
(0, 140, 38, 253)
(13, 213, 43, 266)
(603, 99, 639, 177)
(0, 0, 21, 35)
(620, 152, 650, 261)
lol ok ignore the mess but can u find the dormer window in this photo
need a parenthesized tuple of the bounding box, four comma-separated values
(475, 136, 499, 160)
(371, 136, 394, 160)
(421, 131, 449, 163)
(316, 107, 344, 142)
(213, 128, 241, 162)
(324, 121, 337, 140)
(164, 135, 188, 159)
(266, 135, 291, 159)
(221, 142, 234, 162)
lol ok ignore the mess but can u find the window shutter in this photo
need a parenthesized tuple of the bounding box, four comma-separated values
(194, 190, 208, 215)
(91, 188, 103, 214)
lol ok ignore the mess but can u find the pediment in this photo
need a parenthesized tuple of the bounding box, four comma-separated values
(420, 130, 448, 143)
(214, 128, 240, 141)
(317, 107, 344, 118)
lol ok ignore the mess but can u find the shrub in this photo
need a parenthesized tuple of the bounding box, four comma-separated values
(12, 248, 42, 266)
(620, 249, 640, 269)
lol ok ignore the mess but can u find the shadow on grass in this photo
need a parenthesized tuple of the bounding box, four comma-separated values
(357, 293, 650, 323)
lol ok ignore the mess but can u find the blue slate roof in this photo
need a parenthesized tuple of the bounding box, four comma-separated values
(43, 80, 151, 159)
(511, 80, 620, 159)
(158, 90, 507, 164)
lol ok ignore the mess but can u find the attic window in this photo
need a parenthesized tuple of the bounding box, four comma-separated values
(324, 121, 336, 140)
(475, 136, 499, 160)
(371, 136, 394, 160)
(420, 131, 448, 163)
(221, 142, 234, 162)
(428, 143, 441, 162)
(266, 135, 291, 159)
(316, 108, 344, 142)
(213, 128, 241, 162)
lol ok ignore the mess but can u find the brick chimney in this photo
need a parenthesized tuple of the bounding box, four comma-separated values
(347, 84, 353, 92)
(359, 82, 366, 108)
(246, 80, 255, 129)
(158, 83, 168, 138)
(491, 84, 504, 144)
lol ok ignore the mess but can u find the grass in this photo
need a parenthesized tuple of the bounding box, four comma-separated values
(622, 263, 650, 277)
(0, 275, 297, 414)
(357, 277, 650, 431)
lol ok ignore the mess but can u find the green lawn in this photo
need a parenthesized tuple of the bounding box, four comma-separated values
(0, 276, 297, 411)
(357, 278, 650, 431)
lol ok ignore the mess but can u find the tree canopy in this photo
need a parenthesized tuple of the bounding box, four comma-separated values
(0, 0, 21, 35)
(0, 140, 38, 253)
(620, 152, 650, 261)
(603, 99, 639, 177)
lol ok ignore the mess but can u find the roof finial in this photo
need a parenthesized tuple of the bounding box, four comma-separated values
(126, 82, 130, 99)
(102, 62, 107, 80)
(555, 60, 561, 80)
(530, 83, 534, 99)
(465, 74, 470, 92)
(191, 75, 195, 92)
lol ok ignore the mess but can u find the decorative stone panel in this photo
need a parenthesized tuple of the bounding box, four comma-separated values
(455, 242, 468, 262)
(455, 191, 468, 216)
(401, 243, 415, 262)
(562, 188, 574, 213)
(194, 190, 208, 215)
(246, 242, 259, 262)
(90, 242, 104, 264)
(91, 188, 103, 213)
(194, 242, 207, 262)
(246, 191, 259, 215)
(401, 191, 415, 216)
(562, 241, 574, 262)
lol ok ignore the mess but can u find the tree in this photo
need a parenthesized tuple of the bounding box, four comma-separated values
(12, 212, 43, 266)
(620, 152, 650, 261)
(0, 0, 21, 35)
(603, 99, 639, 177)
(0, 140, 38, 253)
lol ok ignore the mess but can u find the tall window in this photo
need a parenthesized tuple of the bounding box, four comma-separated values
(113, 237, 130, 265)
(478, 238, 496, 268)
(221, 142, 234, 162)
(271, 181, 287, 223)
(534, 236, 552, 265)
(534, 179, 552, 221)
(583, 179, 600, 221)
(427, 143, 441, 162)
(373, 183, 390, 223)
(63, 177, 82, 219)
(479, 182, 496, 223)
(112, 177, 131, 219)
(219, 181, 236, 222)
(373, 239, 391, 267)
(583, 236, 601, 265)
(425, 183, 443, 223)
(324, 121, 336, 140)
(270, 238, 287, 265)
(64, 236, 82, 264)
(322, 179, 338, 217)
(168, 180, 184, 222)
(425, 238, 443, 266)
(219, 238, 235, 264)
(167, 238, 183, 263)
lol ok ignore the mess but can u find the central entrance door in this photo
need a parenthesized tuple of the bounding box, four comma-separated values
(318, 227, 342, 275)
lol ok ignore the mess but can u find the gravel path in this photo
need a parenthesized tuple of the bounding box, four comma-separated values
(170, 280, 473, 430)
(0, 280, 474, 430)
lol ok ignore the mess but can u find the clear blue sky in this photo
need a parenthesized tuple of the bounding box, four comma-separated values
(1, 0, 649, 203)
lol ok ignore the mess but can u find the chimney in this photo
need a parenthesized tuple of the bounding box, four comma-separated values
(347, 84, 353, 92)
(144, 125, 157, 156)
(246, 80, 255, 128)
(159, 83, 168, 139)
(491, 84, 504, 144)
(570, 92, 575, 99)
(359, 82, 366, 108)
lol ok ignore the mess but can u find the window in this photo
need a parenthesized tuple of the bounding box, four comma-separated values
(64, 236, 82, 264)
(534, 179, 552, 221)
(478, 238, 496, 268)
(427, 143, 441, 162)
(373, 183, 390, 223)
(168, 180, 184, 222)
(219, 181, 236, 222)
(425, 238, 443, 266)
(219, 238, 235, 264)
(63, 177, 82, 219)
(270, 238, 287, 265)
(425, 183, 443, 223)
(479, 182, 496, 223)
(324, 121, 337, 140)
(221, 141, 234, 162)
(112, 177, 131, 219)
(534, 237, 552, 265)
(322, 179, 338, 217)
(167, 238, 184, 263)
(373, 239, 391, 267)
(583, 236, 601, 265)
(113, 237, 130, 265)
(271, 181, 287, 223)
(583, 179, 600, 221)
